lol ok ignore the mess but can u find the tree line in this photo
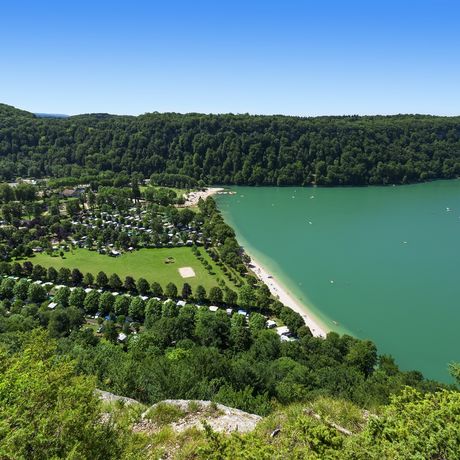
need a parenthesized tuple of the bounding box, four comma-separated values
(1, 103, 460, 185)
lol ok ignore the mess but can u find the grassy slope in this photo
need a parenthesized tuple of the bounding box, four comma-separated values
(28, 247, 237, 292)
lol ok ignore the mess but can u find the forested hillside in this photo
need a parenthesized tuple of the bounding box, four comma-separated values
(1, 104, 460, 185)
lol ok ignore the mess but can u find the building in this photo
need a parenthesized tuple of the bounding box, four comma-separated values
(60, 188, 85, 198)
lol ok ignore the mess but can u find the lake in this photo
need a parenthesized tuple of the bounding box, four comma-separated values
(216, 180, 460, 382)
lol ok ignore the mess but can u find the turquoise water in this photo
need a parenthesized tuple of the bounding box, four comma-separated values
(216, 181, 460, 382)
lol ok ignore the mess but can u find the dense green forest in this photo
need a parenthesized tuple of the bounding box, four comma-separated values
(2, 105, 460, 457)
(1, 103, 460, 185)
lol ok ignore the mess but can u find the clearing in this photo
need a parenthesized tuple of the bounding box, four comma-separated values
(27, 247, 234, 291)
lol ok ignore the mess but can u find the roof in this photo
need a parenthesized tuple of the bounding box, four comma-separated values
(209, 306, 219, 312)
(275, 326, 290, 336)
(61, 188, 79, 197)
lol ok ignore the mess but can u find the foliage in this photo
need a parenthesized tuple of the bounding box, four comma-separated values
(346, 387, 460, 459)
(0, 331, 123, 459)
(145, 402, 186, 426)
(1, 105, 460, 186)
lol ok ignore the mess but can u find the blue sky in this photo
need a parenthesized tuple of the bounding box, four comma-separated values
(1, 0, 459, 116)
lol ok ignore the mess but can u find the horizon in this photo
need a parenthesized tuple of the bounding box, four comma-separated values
(1, 0, 459, 116)
(6, 103, 460, 119)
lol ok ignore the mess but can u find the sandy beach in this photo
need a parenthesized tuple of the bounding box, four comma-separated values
(181, 187, 224, 207)
(248, 255, 329, 338)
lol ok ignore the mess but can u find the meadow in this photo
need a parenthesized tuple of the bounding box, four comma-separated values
(28, 247, 235, 292)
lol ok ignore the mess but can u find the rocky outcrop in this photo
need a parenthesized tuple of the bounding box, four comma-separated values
(141, 399, 262, 434)
(97, 391, 262, 434)
(97, 389, 141, 406)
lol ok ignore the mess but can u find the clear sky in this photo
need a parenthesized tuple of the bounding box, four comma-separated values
(1, 0, 459, 116)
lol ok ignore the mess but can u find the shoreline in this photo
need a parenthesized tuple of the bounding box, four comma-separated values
(247, 254, 329, 338)
(181, 187, 225, 207)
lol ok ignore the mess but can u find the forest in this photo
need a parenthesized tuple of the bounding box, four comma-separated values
(2, 106, 460, 457)
(1, 103, 460, 186)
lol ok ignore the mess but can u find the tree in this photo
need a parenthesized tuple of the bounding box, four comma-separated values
(57, 267, 71, 285)
(345, 387, 460, 458)
(65, 200, 80, 216)
(47, 310, 71, 338)
(99, 291, 115, 316)
(165, 282, 178, 299)
(27, 283, 47, 304)
(108, 273, 122, 291)
(54, 287, 71, 308)
(195, 285, 206, 303)
(345, 339, 378, 377)
(162, 299, 179, 318)
(249, 312, 267, 333)
(279, 307, 304, 336)
(66, 306, 85, 332)
(144, 299, 162, 328)
(71, 268, 83, 286)
(31, 264, 46, 280)
(209, 286, 223, 304)
(83, 272, 94, 287)
(114, 295, 130, 316)
(195, 310, 230, 349)
(124, 276, 137, 292)
(255, 284, 271, 308)
(0, 262, 10, 276)
(13, 279, 30, 301)
(103, 320, 118, 343)
(0, 279, 15, 299)
(151, 281, 163, 297)
(84, 290, 100, 315)
(131, 178, 141, 201)
(136, 277, 150, 296)
(129, 297, 145, 322)
(181, 282, 192, 299)
(239, 284, 254, 309)
(250, 330, 280, 361)
(224, 288, 237, 305)
(230, 313, 251, 352)
(11, 262, 23, 277)
(96, 271, 108, 289)
(69, 287, 86, 308)
(22, 261, 33, 276)
(0, 331, 122, 459)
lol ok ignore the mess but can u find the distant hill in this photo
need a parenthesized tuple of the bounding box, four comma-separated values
(0, 102, 459, 185)
(0, 103, 36, 118)
(35, 113, 69, 119)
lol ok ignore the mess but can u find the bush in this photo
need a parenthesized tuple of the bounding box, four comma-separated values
(145, 403, 185, 426)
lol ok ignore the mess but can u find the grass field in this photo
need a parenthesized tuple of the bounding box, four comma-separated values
(28, 247, 235, 292)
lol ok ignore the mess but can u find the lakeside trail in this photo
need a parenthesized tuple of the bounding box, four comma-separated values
(248, 256, 328, 338)
(181, 187, 224, 207)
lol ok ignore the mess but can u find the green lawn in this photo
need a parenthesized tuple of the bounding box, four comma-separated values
(27, 247, 234, 292)
(140, 185, 191, 198)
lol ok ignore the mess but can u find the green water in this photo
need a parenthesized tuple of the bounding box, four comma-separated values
(216, 180, 460, 382)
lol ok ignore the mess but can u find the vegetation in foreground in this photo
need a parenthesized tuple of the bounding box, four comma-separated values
(1, 332, 460, 459)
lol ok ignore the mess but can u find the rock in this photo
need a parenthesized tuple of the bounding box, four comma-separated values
(141, 399, 262, 434)
(96, 389, 140, 406)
